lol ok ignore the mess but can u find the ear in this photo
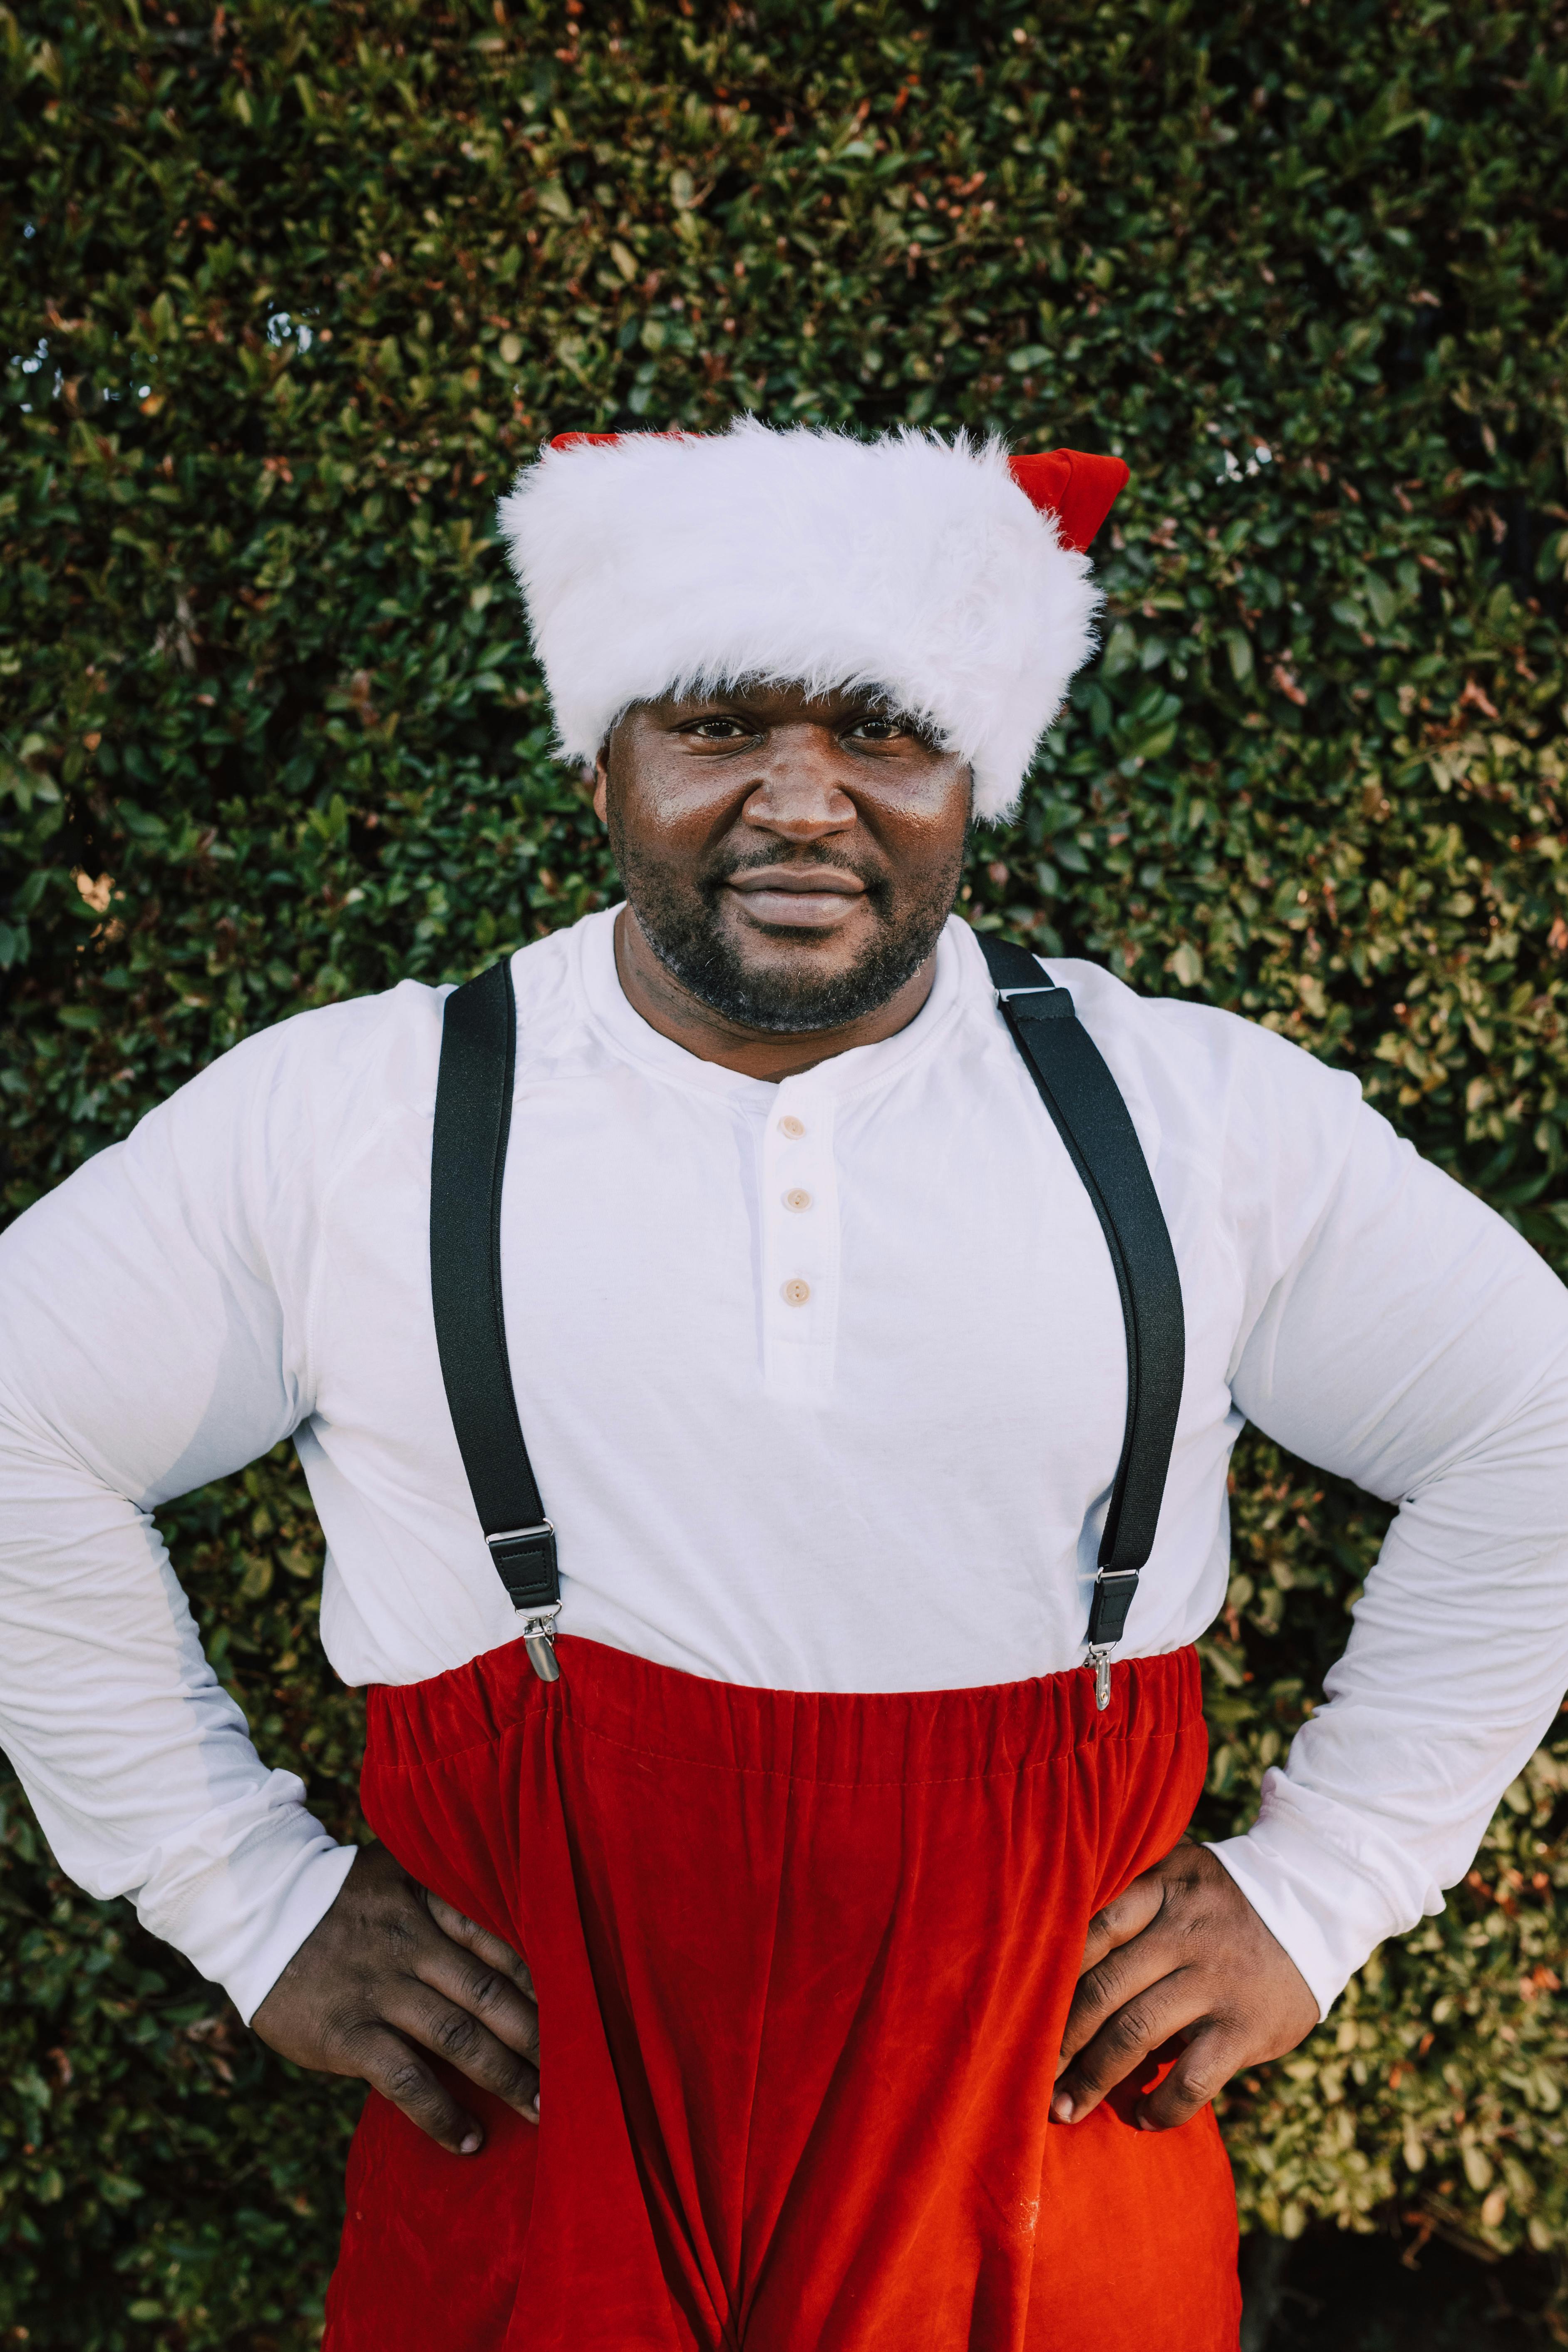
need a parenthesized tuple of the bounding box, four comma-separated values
(592, 750, 609, 825)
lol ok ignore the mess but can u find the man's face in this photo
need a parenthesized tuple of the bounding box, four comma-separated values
(594, 681, 972, 1035)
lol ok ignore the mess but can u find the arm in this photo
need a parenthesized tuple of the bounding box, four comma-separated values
(1054, 1073, 1568, 2130)
(0, 1033, 343, 2016)
(0, 1014, 538, 2149)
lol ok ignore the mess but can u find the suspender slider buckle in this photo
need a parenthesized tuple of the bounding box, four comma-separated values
(1085, 1566, 1140, 1650)
(995, 984, 1073, 1017)
(486, 1523, 560, 1611)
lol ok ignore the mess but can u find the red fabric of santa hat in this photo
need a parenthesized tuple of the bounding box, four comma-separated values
(498, 422, 1128, 821)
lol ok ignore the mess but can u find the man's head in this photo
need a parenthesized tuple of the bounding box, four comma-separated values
(499, 422, 1127, 1054)
(593, 680, 971, 1035)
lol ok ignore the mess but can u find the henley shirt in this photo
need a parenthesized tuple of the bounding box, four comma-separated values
(1, 908, 1566, 2025)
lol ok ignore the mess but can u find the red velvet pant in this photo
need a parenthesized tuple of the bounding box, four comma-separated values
(324, 1637, 1239, 2351)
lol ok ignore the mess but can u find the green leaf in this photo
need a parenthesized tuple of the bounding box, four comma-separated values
(1224, 628, 1253, 685)
(1168, 942, 1204, 987)
(1363, 572, 1399, 630)
(1100, 621, 1139, 678)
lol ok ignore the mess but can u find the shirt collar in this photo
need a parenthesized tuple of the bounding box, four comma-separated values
(573, 903, 979, 1108)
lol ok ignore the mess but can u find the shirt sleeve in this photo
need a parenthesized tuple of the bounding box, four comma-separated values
(1207, 1065, 1568, 2018)
(0, 1021, 357, 2022)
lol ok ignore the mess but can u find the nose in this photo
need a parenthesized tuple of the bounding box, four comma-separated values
(740, 725, 856, 841)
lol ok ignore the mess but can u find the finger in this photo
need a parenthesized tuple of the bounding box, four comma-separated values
(1133, 2025, 1242, 2133)
(1075, 1871, 1167, 1977)
(1052, 1975, 1202, 2124)
(1057, 1903, 1183, 2071)
(415, 1935, 541, 2068)
(424, 1892, 536, 2000)
(345, 2021, 486, 2154)
(384, 1979, 541, 2116)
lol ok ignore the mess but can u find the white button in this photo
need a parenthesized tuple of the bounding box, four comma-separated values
(783, 1188, 812, 1213)
(779, 1114, 806, 1139)
(781, 1278, 811, 1307)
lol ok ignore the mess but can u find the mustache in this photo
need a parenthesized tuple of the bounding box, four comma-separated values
(701, 846, 886, 891)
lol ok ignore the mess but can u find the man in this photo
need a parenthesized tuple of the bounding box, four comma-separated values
(1, 421, 1566, 2352)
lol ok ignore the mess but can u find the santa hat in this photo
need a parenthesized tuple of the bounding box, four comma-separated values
(496, 420, 1127, 822)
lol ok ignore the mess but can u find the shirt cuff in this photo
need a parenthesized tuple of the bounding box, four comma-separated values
(130, 1766, 357, 2023)
(1206, 1765, 1444, 2020)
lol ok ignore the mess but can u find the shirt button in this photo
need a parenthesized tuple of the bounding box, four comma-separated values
(783, 1188, 812, 1213)
(779, 1114, 806, 1139)
(781, 1278, 811, 1307)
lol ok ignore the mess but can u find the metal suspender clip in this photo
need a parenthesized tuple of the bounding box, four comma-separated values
(1085, 1567, 1141, 1711)
(485, 1524, 562, 1681)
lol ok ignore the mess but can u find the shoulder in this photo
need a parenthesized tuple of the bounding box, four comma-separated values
(1037, 955, 1373, 1267)
(159, 918, 588, 1157)
(1047, 955, 1362, 1134)
(153, 977, 444, 1157)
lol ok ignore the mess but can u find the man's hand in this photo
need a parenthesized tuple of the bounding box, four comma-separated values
(1052, 1838, 1318, 2132)
(251, 1841, 539, 2155)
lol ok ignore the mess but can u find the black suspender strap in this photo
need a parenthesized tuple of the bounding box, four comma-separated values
(429, 943, 1184, 1702)
(978, 934, 1186, 1699)
(429, 960, 562, 1680)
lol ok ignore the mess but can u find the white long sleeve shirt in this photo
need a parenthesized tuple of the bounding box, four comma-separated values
(1, 908, 1566, 2025)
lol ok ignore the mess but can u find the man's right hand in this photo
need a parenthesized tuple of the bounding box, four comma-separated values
(251, 1841, 539, 2154)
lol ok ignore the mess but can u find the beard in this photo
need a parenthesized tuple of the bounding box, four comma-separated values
(609, 829, 964, 1036)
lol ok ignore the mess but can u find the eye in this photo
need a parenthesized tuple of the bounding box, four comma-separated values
(843, 712, 932, 747)
(680, 714, 754, 741)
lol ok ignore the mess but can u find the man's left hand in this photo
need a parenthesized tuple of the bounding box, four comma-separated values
(1052, 1838, 1319, 2132)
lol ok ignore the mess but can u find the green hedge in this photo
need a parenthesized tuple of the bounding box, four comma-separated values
(2, 0, 1566, 2341)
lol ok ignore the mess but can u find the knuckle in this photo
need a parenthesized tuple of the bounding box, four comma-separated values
(1180, 2044, 1240, 2105)
(1072, 1957, 1126, 2017)
(1091, 1890, 1135, 1935)
(460, 1965, 508, 2016)
(380, 2055, 437, 2108)
(480, 1946, 531, 1992)
(1105, 2000, 1160, 2057)
(432, 2007, 484, 2062)
(380, 1908, 425, 1962)
(494, 2054, 538, 2101)
(1150, 2087, 1206, 2129)
(1064, 2043, 1114, 2095)
(432, 1897, 484, 1943)
(330, 2011, 382, 2061)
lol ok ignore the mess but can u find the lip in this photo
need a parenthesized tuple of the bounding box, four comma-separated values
(723, 868, 868, 930)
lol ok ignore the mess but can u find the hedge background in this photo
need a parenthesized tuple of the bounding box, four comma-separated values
(2, 0, 1566, 2342)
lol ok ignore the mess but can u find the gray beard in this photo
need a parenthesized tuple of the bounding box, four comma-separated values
(611, 839, 962, 1037)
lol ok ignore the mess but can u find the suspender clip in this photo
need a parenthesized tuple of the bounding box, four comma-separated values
(1085, 1573, 1139, 1711)
(520, 1606, 562, 1685)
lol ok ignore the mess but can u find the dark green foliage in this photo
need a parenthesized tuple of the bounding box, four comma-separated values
(1, 0, 1566, 2340)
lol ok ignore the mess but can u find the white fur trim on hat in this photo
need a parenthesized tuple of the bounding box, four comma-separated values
(496, 419, 1104, 822)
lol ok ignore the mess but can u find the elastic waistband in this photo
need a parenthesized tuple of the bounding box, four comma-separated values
(367, 1636, 1203, 1789)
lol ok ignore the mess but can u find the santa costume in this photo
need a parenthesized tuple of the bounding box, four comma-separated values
(1, 423, 1567, 2352)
